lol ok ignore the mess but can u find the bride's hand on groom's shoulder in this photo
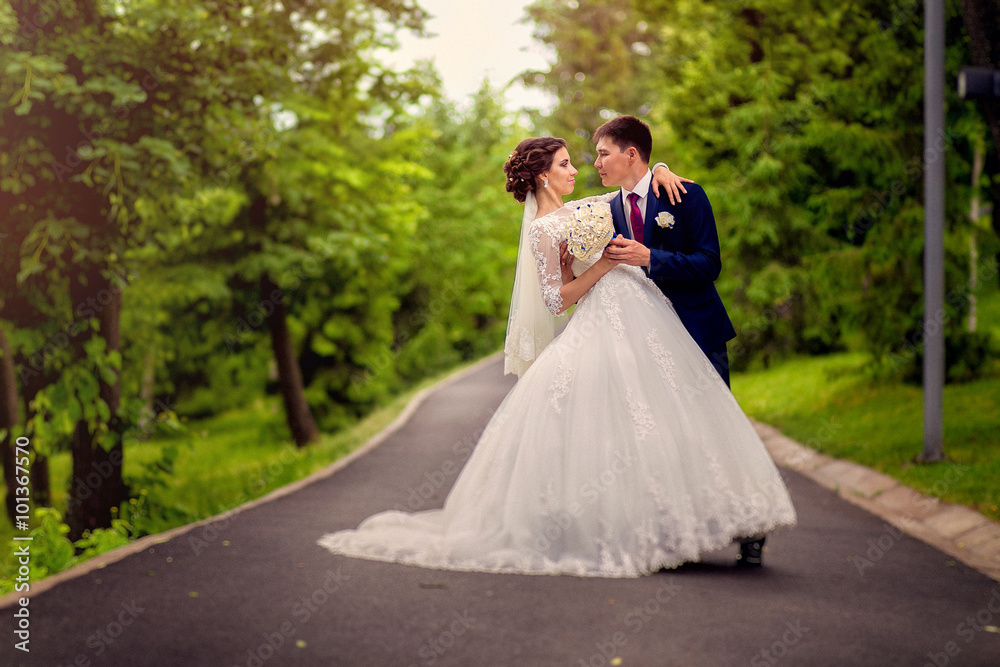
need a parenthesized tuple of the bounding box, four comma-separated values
(651, 164, 694, 205)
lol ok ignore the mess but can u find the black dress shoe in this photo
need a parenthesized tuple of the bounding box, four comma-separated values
(737, 538, 765, 567)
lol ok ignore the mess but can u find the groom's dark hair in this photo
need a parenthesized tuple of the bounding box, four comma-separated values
(593, 115, 652, 165)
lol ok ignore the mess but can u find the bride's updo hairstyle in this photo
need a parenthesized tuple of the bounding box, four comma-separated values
(503, 137, 568, 203)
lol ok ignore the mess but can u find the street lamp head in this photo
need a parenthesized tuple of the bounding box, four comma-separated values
(958, 67, 1000, 101)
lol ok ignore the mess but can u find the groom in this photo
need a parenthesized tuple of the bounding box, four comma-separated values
(597, 115, 736, 387)
(595, 115, 765, 567)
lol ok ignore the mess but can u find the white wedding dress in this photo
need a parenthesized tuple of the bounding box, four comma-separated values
(318, 195, 796, 577)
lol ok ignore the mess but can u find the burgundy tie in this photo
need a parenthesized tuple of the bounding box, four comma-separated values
(628, 192, 643, 244)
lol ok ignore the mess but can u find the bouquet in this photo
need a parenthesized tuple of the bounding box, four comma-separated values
(566, 200, 614, 260)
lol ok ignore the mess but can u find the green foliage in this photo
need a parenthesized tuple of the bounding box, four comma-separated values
(393, 86, 524, 378)
(525, 0, 999, 380)
(7, 508, 75, 589)
(27, 335, 123, 455)
(72, 499, 145, 561)
(523, 0, 660, 164)
(0, 0, 448, 530)
(0, 496, 156, 595)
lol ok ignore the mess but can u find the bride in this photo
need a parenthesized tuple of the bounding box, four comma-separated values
(317, 137, 796, 577)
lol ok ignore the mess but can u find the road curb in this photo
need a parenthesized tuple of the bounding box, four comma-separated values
(754, 420, 1000, 583)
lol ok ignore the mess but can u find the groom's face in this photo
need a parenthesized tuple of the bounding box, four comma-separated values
(594, 137, 631, 188)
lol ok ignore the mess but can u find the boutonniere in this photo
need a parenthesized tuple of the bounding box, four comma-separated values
(656, 211, 676, 229)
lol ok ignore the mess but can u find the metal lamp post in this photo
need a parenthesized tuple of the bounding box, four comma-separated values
(921, 0, 945, 463)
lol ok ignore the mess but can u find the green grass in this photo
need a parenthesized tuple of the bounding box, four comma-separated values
(732, 351, 1000, 521)
(0, 356, 490, 591)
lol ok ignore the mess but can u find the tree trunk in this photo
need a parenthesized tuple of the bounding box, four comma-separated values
(138, 346, 156, 433)
(65, 265, 128, 541)
(8, 0, 124, 534)
(0, 329, 21, 524)
(31, 455, 50, 510)
(969, 143, 984, 332)
(261, 272, 319, 447)
(17, 352, 52, 509)
(960, 0, 1000, 287)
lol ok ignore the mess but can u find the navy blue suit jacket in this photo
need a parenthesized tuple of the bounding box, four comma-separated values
(610, 182, 736, 355)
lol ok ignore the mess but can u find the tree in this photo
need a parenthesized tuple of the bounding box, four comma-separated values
(130, 4, 437, 439)
(1, 0, 166, 538)
(0, 0, 435, 536)
(392, 85, 525, 382)
(959, 0, 1000, 287)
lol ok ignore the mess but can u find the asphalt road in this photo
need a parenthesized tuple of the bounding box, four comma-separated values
(3, 356, 999, 666)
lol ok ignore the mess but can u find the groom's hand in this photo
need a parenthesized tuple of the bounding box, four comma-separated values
(606, 235, 651, 268)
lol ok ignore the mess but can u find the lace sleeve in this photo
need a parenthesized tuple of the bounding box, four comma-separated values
(529, 215, 565, 316)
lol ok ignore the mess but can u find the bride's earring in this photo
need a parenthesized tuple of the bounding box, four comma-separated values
(543, 179, 549, 189)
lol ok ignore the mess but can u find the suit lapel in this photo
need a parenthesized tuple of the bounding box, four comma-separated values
(642, 183, 658, 245)
(610, 192, 628, 238)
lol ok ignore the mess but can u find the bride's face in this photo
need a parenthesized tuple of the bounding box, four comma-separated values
(541, 147, 577, 196)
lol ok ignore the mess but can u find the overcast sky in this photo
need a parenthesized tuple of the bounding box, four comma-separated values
(380, 0, 555, 111)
